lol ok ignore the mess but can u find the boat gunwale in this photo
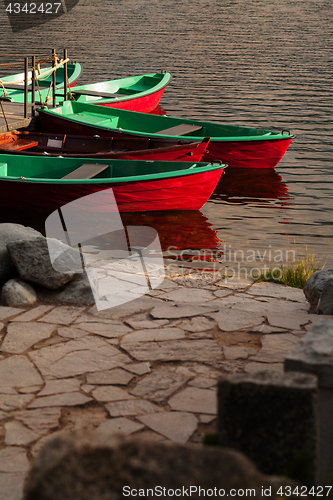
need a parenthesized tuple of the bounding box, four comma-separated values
(38, 106, 294, 142)
(0, 161, 225, 185)
(84, 72, 172, 104)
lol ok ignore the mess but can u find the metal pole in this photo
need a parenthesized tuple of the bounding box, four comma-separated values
(24, 57, 28, 118)
(31, 55, 35, 116)
(64, 48, 68, 101)
(52, 48, 56, 108)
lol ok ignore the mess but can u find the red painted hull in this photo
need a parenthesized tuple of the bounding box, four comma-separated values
(39, 112, 293, 169)
(202, 136, 294, 169)
(97, 87, 167, 113)
(0, 169, 223, 213)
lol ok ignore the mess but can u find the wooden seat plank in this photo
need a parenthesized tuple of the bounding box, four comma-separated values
(0, 139, 39, 151)
(72, 89, 125, 99)
(62, 163, 109, 180)
(156, 124, 202, 136)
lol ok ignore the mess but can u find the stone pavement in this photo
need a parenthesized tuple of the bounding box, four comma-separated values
(0, 273, 326, 500)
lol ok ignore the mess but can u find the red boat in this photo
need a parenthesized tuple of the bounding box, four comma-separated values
(0, 131, 210, 162)
(69, 72, 172, 113)
(38, 101, 295, 169)
(0, 155, 225, 213)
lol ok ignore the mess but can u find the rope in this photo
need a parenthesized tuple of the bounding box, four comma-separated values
(0, 58, 70, 86)
(0, 79, 9, 97)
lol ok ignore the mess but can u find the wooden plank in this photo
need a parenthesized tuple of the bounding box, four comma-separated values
(0, 139, 39, 151)
(72, 89, 125, 99)
(156, 124, 202, 136)
(62, 163, 109, 180)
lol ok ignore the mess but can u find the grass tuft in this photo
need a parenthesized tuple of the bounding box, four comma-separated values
(254, 251, 321, 289)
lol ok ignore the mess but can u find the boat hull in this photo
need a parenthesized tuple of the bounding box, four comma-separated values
(0, 131, 210, 162)
(0, 169, 223, 213)
(98, 86, 167, 113)
(39, 106, 294, 169)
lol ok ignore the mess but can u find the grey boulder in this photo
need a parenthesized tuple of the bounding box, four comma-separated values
(1, 278, 37, 306)
(7, 237, 79, 290)
(0, 223, 42, 282)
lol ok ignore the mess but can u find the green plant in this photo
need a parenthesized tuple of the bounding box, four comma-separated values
(254, 250, 321, 289)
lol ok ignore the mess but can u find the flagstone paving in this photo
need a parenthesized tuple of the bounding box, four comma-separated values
(0, 273, 326, 499)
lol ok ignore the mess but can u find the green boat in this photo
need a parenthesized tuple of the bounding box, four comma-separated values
(38, 100, 294, 169)
(0, 154, 225, 212)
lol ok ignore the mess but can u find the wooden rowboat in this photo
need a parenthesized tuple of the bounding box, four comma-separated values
(0, 155, 225, 212)
(0, 62, 82, 104)
(38, 101, 294, 169)
(69, 72, 172, 112)
(0, 131, 210, 162)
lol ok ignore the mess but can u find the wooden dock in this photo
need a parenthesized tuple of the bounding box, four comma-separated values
(0, 101, 33, 133)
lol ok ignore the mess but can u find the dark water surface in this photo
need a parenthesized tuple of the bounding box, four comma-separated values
(0, 0, 332, 273)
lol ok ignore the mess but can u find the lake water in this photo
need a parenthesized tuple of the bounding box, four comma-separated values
(0, 0, 332, 275)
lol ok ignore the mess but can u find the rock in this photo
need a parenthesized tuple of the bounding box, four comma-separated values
(1, 278, 37, 306)
(7, 237, 76, 290)
(303, 268, 333, 310)
(0, 223, 42, 282)
(218, 371, 318, 484)
(51, 273, 95, 306)
(317, 278, 333, 315)
(24, 433, 300, 500)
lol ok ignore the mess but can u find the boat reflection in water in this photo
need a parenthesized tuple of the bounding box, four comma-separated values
(211, 167, 290, 204)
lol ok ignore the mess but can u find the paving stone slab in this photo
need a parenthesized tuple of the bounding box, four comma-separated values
(19, 385, 42, 394)
(14, 407, 61, 434)
(1, 321, 56, 354)
(0, 393, 35, 411)
(0, 409, 9, 420)
(0, 355, 43, 388)
(28, 392, 92, 408)
(105, 399, 163, 417)
(38, 306, 85, 325)
(0, 447, 29, 473)
(138, 411, 198, 443)
(9, 305, 54, 322)
(122, 339, 223, 364)
(209, 308, 265, 332)
(96, 417, 144, 436)
(121, 327, 185, 345)
(76, 321, 132, 338)
(223, 346, 257, 360)
(4, 420, 40, 445)
(150, 304, 219, 319)
(28, 336, 131, 378)
(247, 282, 306, 301)
(57, 326, 89, 339)
(88, 296, 162, 320)
(188, 377, 217, 389)
(266, 309, 312, 331)
(175, 316, 216, 332)
(92, 386, 135, 402)
(124, 362, 151, 375)
(160, 287, 215, 303)
(168, 387, 218, 414)
(0, 473, 25, 500)
(130, 372, 189, 402)
(86, 368, 134, 386)
(215, 277, 254, 290)
(125, 319, 169, 329)
(38, 378, 81, 396)
(250, 334, 300, 364)
(0, 307, 25, 321)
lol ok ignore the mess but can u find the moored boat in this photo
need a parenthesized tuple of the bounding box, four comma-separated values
(0, 62, 82, 104)
(0, 131, 210, 162)
(69, 72, 172, 112)
(0, 155, 225, 212)
(38, 101, 294, 169)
